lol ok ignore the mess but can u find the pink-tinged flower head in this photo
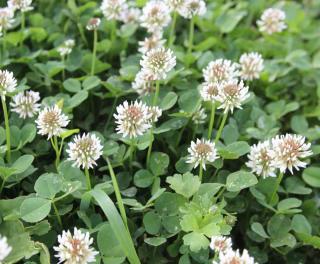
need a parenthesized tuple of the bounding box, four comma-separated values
(257, 8, 287, 34)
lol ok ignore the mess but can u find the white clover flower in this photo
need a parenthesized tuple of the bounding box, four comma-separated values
(8, 0, 33, 12)
(257, 8, 287, 35)
(140, 1, 171, 33)
(270, 134, 312, 174)
(147, 106, 162, 123)
(120, 7, 141, 24)
(54, 227, 98, 264)
(132, 70, 156, 95)
(192, 106, 207, 125)
(214, 249, 256, 264)
(67, 133, 103, 170)
(57, 39, 75, 57)
(0, 69, 17, 99)
(0, 7, 14, 31)
(216, 79, 250, 113)
(203, 59, 239, 84)
(200, 81, 220, 102)
(239, 52, 264, 81)
(10, 90, 40, 119)
(246, 140, 276, 178)
(166, 0, 185, 13)
(36, 105, 70, 139)
(210, 236, 232, 254)
(187, 138, 218, 170)
(138, 34, 166, 54)
(114, 100, 152, 138)
(0, 235, 12, 263)
(100, 0, 127, 21)
(140, 47, 176, 80)
(86, 18, 101, 31)
(179, 0, 206, 19)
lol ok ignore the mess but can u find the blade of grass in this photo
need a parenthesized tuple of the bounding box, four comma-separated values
(90, 189, 141, 264)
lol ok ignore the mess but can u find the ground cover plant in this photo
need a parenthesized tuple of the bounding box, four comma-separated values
(0, 0, 320, 263)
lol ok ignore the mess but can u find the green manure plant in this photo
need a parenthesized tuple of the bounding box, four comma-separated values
(0, 0, 320, 263)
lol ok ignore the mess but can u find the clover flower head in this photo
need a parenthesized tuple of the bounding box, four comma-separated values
(179, 0, 206, 19)
(140, 47, 176, 80)
(200, 81, 220, 102)
(10, 90, 41, 119)
(132, 70, 157, 95)
(36, 105, 70, 139)
(114, 100, 152, 138)
(121, 7, 141, 24)
(192, 106, 207, 125)
(86, 18, 101, 31)
(270, 134, 312, 174)
(54, 227, 98, 264)
(187, 138, 218, 170)
(214, 249, 256, 264)
(100, 0, 127, 21)
(67, 133, 103, 170)
(0, 69, 17, 100)
(239, 52, 264, 81)
(140, 0, 171, 33)
(0, 7, 14, 30)
(257, 8, 287, 35)
(0, 235, 12, 263)
(203, 59, 239, 84)
(8, 0, 33, 12)
(147, 106, 162, 123)
(210, 236, 233, 254)
(246, 140, 277, 178)
(216, 79, 250, 113)
(138, 34, 166, 54)
(57, 39, 75, 57)
(166, 0, 185, 12)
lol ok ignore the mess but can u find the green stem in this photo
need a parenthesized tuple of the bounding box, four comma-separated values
(85, 168, 92, 190)
(129, 140, 135, 172)
(269, 172, 284, 205)
(146, 129, 153, 167)
(214, 112, 228, 144)
(152, 81, 160, 106)
(187, 17, 195, 55)
(168, 12, 177, 47)
(2, 30, 6, 59)
(62, 55, 65, 82)
(0, 179, 6, 197)
(207, 103, 216, 139)
(106, 97, 118, 130)
(91, 29, 98, 76)
(106, 157, 128, 229)
(52, 201, 63, 227)
(111, 20, 117, 44)
(1, 97, 11, 163)
(199, 162, 203, 182)
(54, 136, 60, 169)
(20, 11, 25, 47)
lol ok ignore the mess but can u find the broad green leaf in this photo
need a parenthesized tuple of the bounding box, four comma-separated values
(144, 237, 167, 247)
(183, 232, 209, 252)
(302, 167, 320, 187)
(267, 214, 291, 238)
(277, 198, 302, 212)
(218, 141, 250, 159)
(63, 78, 81, 93)
(295, 233, 320, 249)
(134, 169, 154, 188)
(270, 233, 296, 248)
(143, 211, 161, 235)
(149, 152, 169, 176)
(291, 214, 312, 235)
(34, 173, 63, 199)
(12, 155, 34, 174)
(82, 76, 101, 90)
(166, 173, 201, 199)
(226, 171, 258, 192)
(60, 128, 80, 140)
(20, 197, 51, 223)
(159, 92, 178, 111)
(251, 222, 269, 238)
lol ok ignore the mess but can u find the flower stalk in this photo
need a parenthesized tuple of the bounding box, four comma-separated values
(90, 29, 98, 76)
(207, 102, 216, 139)
(215, 112, 228, 143)
(1, 97, 11, 163)
(269, 172, 284, 205)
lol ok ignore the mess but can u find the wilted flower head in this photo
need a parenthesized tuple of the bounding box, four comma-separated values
(257, 8, 287, 35)
(246, 140, 276, 178)
(36, 105, 70, 139)
(166, 0, 185, 12)
(140, 47, 176, 80)
(132, 70, 156, 95)
(0, 7, 14, 31)
(214, 249, 256, 264)
(210, 236, 232, 254)
(203, 59, 239, 83)
(216, 79, 250, 113)
(67, 133, 103, 170)
(101, 0, 127, 21)
(147, 106, 162, 123)
(179, 0, 206, 19)
(86, 18, 101, 31)
(239, 52, 264, 81)
(0, 235, 12, 263)
(0, 69, 17, 99)
(10, 90, 40, 119)
(187, 138, 218, 170)
(8, 0, 33, 12)
(114, 100, 152, 138)
(200, 82, 219, 102)
(121, 7, 141, 24)
(192, 106, 207, 125)
(138, 34, 166, 54)
(140, 1, 171, 33)
(57, 39, 75, 57)
(54, 227, 98, 264)
(270, 134, 312, 174)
